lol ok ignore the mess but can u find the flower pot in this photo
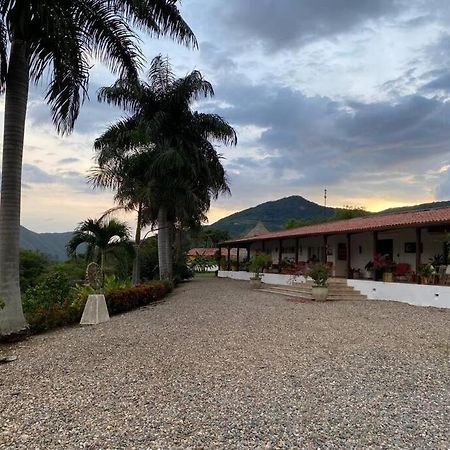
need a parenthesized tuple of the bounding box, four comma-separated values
(364, 270, 373, 279)
(312, 286, 329, 302)
(250, 277, 262, 289)
(383, 272, 393, 282)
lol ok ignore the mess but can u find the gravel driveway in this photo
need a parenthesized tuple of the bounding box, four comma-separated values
(1, 277, 449, 449)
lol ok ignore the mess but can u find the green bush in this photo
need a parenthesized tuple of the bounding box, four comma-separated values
(23, 276, 171, 333)
(249, 253, 272, 278)
(20, 249, 51, 291)
(308, 262, 329, 287)
(23, 272, 80, 333)
(173, 261, 194, 283)
(106, 281, 170, 314)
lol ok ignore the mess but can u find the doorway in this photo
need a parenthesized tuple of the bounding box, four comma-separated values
(376, 239, 393, 258)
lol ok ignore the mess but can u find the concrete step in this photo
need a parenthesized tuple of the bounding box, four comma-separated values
(266, 284, 363, 295)
(260, 283, 367, 301)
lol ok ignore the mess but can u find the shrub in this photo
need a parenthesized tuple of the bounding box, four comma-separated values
(23, 275, 170, 333)
(308, 263, 329, 287)
(249, 253, 272, 278)
(173, 262, 194, 283)
(23, 272, 79, 333)
(105, 281, 170, 315)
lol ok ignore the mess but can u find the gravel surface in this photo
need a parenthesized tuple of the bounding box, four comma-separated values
(1, 277, 449, 449)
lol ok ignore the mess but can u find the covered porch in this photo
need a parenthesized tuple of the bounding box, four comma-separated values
(219, 207, 450, 286)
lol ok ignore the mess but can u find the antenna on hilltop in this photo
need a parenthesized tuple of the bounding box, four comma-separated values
(324, 188, 327, 207)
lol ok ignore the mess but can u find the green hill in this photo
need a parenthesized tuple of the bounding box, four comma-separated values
(209, 196, 336, 237)
(20, 226, 74, 261)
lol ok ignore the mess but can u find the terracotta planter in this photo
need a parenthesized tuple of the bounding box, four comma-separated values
(383, 272, 393, 282)
(312, 286, 329, 302)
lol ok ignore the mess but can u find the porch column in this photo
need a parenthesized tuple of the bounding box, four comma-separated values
(372, 231, 378, 280)
(262, 240, 265, 252)
(346, 233, 351, 278)
(227, 246, 231, 271)
(247, 246, 250, 262)
(323, 235, 328, 263)
(218, 245, 222, 269)
(416, 227, 422, 283)
(295, 237, 299, 264)
(236, 247, 240, 271)
(278, 239, 283, 273)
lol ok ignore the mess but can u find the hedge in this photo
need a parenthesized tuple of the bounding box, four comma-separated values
(24, 280, 173, 334)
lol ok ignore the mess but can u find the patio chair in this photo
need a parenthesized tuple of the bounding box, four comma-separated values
(393, 263, 411, 282)
(441, 265, 450, 285)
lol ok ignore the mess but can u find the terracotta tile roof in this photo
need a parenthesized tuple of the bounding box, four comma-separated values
(220, 206, 450, 246)
(187, 248, 220, 257)
(187, 247, 240, 259)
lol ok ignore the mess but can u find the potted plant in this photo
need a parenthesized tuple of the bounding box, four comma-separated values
(418, 263, 434, 284)
(351, 268, 361, 279)
(248, 253, 272, 288)
(364, 260, 374, 279)
(308, 262, 329, 301)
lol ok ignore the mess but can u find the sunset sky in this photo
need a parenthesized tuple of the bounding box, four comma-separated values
(2, 0, 450, 232)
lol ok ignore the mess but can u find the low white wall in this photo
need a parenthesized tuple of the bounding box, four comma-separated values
(218, 271, 307, 286)
(348, 279, 450, 309)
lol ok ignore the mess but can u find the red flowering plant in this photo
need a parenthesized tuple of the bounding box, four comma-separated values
(373, 253, 396, 274)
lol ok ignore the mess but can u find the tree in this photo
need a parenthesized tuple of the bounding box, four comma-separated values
(90, 154, 154, 285)
(333, 205, 369, 220)
(94, 56, 237, 280)
(66, 217, 131, 276)
(0, 0, 196, 337)
(191, 228, 230, 247)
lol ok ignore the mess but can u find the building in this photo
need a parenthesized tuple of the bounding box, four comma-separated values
(218, 207, 450, 308)
(219, 207, 450, 279)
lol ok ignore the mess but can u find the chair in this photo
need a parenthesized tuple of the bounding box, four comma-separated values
(393, 263, 411, 282)
(326, 261, 333, 275)
(441, 265, 450, 285)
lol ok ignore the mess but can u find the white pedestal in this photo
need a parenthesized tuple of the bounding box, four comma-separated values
(80, 294, 110, 325)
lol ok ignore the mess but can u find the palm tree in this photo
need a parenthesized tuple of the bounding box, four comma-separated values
(90, 153, 154, 285)
(0, 1, 196, 336)
(94, 56, 237, 279)
(67, 217, 131, 274)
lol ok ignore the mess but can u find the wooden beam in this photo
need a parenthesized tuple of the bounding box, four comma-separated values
(218, 245, 222, 269)
(295, 237, 299, 264)
(278, 239, 283, 273)
(262, 240, 265, 252)
(323, 235, 328, 263)
(372, 231, 378, 280)
(227, 246, 231, 271)
(416, 227, 422, 283)
(346, 233, 351, 278)
(247, 246, 250, 262)
(236, 247, 240, 271)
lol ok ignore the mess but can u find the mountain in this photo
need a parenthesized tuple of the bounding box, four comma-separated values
(378, 200, 450, 215)
(20, 226, 73, 261)
(209, 196, 336, 237)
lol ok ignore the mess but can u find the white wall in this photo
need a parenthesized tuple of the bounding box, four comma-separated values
(348, 279, 450, 309)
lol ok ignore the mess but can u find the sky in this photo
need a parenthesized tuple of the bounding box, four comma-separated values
(2, 0, 450, 232)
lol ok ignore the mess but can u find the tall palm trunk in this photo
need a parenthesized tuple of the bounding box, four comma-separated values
(157, 206, 172, 279)
(0, 40, 30, 336)
(132, 203, 142, 285)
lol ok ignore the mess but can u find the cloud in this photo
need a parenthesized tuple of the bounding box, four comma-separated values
(217, 0, 403, 51)
(211, 75, 450, 203)
(58, 158, 81, 164)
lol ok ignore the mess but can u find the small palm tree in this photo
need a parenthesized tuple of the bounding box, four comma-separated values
(67, 218, 131, 274)
(94, 56, 237, 279)
(0, 1, 196, 336)
(90, 153, 154, 285)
